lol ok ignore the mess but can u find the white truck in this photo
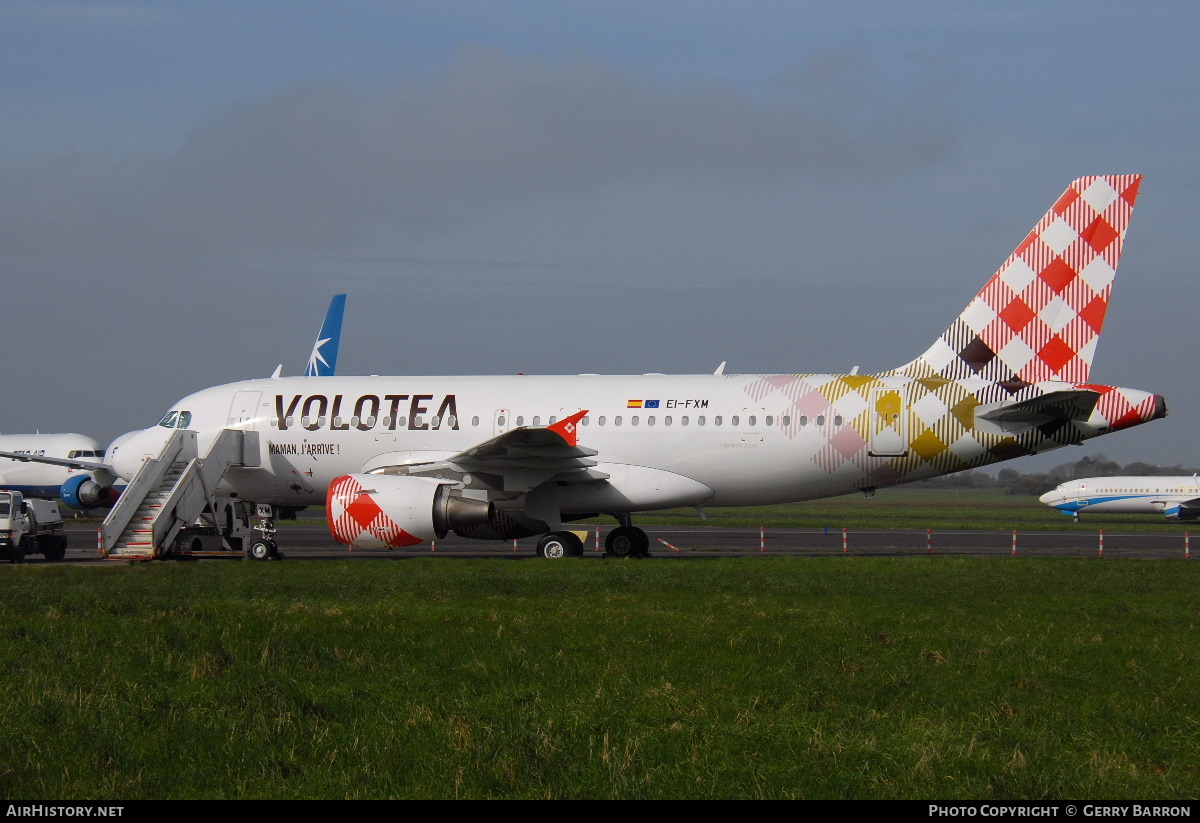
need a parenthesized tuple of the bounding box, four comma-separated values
(0, 490, 68, 562)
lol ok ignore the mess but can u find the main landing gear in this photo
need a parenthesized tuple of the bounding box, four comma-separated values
(536, 531, 585, 558)
(534, 518, 651, 559)
(604, 526, 650, 558)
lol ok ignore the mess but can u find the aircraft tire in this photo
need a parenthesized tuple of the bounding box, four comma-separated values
(604, 526, 648, 559)
(537, 531, 583, 559)
(246, 539, 276, 561)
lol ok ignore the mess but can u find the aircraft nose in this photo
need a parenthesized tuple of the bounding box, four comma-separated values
(1038, 489, 1059, 505)
(108, 427, 174, 481)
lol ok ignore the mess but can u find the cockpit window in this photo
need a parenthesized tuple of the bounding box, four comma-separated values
(157, 411, 192, 429)
(67, 450, 104, 458)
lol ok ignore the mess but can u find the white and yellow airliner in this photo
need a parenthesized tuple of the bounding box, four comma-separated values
(5, 176, 1168, 558)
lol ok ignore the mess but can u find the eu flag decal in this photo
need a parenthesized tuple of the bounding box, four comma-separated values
(645, 400, 661, 409)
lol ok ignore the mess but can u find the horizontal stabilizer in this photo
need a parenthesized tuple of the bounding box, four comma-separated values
(979, 389, 1100, 425)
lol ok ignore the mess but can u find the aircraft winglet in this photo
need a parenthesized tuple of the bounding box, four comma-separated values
(548, 410, 589, 447)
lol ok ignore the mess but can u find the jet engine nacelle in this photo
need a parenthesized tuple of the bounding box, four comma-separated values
(1164, 504, 1200, 521)
(60, 474, 118, 510)
(326, 474, 492, 548)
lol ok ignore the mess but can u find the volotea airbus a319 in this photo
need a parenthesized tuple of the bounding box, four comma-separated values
(25, 176, 1171, 559)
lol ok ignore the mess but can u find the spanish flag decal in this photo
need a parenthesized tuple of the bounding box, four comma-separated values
(627, 399, 643, 408)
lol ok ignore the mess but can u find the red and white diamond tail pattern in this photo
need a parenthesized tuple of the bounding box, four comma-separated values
(900, 175, 1142, 385)
(327, 474, 423, 549)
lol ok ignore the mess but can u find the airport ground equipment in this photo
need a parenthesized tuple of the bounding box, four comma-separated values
(97, 428, 276, 560)
(0, 491, 67, 562)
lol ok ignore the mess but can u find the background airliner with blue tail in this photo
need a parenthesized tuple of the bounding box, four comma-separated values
(1040, 476, 1200, 520)
(0, 294, 347, 508)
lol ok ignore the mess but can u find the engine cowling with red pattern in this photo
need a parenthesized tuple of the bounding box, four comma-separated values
(327, 474, 492, 548)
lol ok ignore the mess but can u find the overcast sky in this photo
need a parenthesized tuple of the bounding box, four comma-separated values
(1, 1, 1197, 472)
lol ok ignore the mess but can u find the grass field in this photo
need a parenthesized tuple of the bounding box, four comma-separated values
(2, 556, 1198, 799)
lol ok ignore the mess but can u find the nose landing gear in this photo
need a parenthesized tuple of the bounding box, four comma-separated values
(247, 503, 282, 560)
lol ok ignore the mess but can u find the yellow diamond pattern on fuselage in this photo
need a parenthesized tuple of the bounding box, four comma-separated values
(950, 396, 979, 429)
(909, 428, 947, 461)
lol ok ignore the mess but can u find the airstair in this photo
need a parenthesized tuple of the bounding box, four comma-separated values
(98, 428, 259, 560)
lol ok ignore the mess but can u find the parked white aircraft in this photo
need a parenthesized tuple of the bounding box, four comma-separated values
(0, 433, 107, 505)
(5, 176, 1169, 559)
(1040, 476, 1200, 520)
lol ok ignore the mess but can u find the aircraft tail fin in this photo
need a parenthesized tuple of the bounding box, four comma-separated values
(896, 175, 1142, 384)
(304, 294, 347, 377)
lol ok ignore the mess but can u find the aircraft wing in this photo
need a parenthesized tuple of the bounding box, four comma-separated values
(0, 450, 111, 473)
(367, 410, 604, 493)
(0, 450, 118, 489)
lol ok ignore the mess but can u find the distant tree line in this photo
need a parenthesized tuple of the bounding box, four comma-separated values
(918, 454, 1200, 496)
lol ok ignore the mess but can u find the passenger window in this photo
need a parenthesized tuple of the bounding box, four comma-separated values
(834, 415, 843, 426)
(816, 415, 825, 426)
(749, 416, 756, 426)
(765, 416, 773, 426)
(799, 415, 808, 426)
(782, 416, 790, 426)
(516, 416, 525, 426)
(615, 416, 622, 426)
(714, 416, 723, 426)
(631, 417, 639, 427)
(731, 416, 740, 426)
(697, 416, 706, 426)
(681, 416, 689, 426)
(598, 416, 606, 426)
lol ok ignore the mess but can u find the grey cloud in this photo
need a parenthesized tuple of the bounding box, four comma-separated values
(1, 48, 955, 260)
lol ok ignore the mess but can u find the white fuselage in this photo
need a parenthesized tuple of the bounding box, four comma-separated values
(1039, 476, 1200, 518)
(0, 433, 105, 498)
(106, 372, 1154, 514)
